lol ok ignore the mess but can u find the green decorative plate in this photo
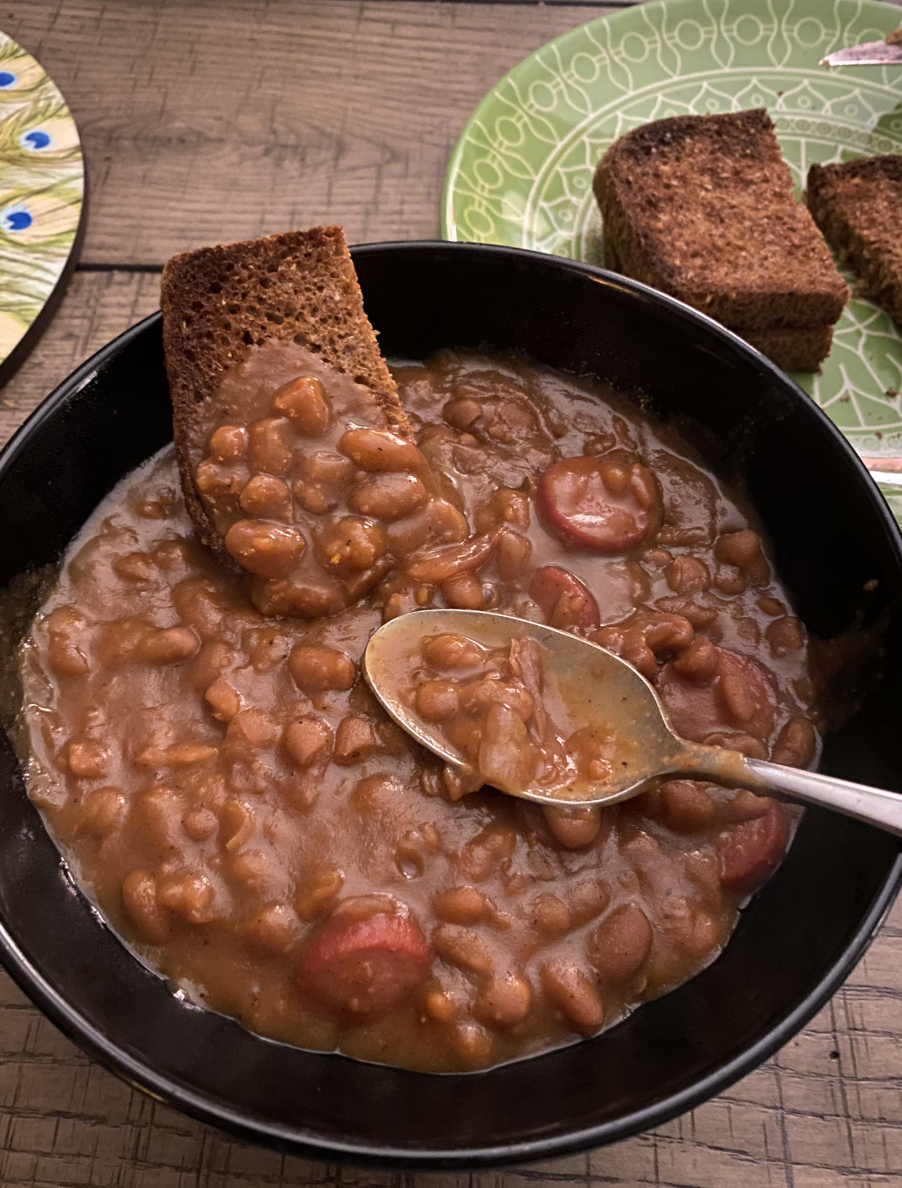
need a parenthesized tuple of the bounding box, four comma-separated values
(0, 31, 84, 383)
(443, 0, 902, 468)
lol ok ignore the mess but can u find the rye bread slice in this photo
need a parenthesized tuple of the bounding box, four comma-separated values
(161, 226, 407, 564)
(738, 324, 835, 373)
(595, 110, 848, 333)
(807, 156, 902, 331)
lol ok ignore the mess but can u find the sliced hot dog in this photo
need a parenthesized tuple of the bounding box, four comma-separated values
(297, 902, 432, 1018)
(656, 646, 777, 744)
(528, 565, 600, 630)
(717, 800, 789, 894)
(537, 456, 655, 553)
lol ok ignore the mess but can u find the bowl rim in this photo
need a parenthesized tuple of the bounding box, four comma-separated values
(2, 239, 901, 1168)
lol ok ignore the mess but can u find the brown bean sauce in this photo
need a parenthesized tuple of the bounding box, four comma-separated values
(16, 349, 819, 1072)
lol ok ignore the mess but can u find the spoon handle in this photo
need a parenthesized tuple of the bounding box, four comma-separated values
(744, 757, 902, 839)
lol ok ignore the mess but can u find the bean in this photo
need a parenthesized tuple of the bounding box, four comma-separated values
(720, 673, 756, 724)
(333, 716, 377, 765)
(139, 785, 185, 850)
(288, 645, 356, 693)
(45, 606, 90, 676)
(339, 428, 421, 473)
(460, 677, 533, 722)
(461, 824, 517, 882)
(416, 680, 459, 722)
(568, 878, 610, 926)
(443, 397, 482, 430)
(252, 574, 346, 620)
(195, 460, 243, 502)
(716, 529, 761, 569)
(432, 924, 493, 974)
(530, 893, 571, 938)
(230, 848, 283, 898)
(665, 555, 710, 593)
(239, 474, 292, 520)
(598, 458, 629, 495)
(422, 633, 484, 670)
(248, 417, 294, 475)
(475, 971, 532, 1029)
(713, 565, 748, 596)
(542, 805, 601, 849)
(348, 473, 428, 520)
(766, 616, 805, 657)
(316, 516, 387, 577)
(244, 903, 300, 953)
(771, 717, 816, 768)
(284, 716, 333, 767)
(496, 529, 533, 580)
(422, 985, 457, 1022)
(208, 424, 248, 463)
(539, 960, 604, 1034)
(494, 488, 531, 528)
(157, 873, 216, 924)
(183, 807, 218, 841)
(588, 903, 652, 983)
(655, 780, 717, 832)
(205, 677, 241, 722)
(225, 519, 305, 578)
(672, 636, 719, 682)
(434, 885, 486, 925)
(122, 869, 169, 944)
(387, 499, 469, 557)
(442, 572, 484, 609)
(67, 739, 109, 779)
(136, 627, 198, 665)
(273, 375, 330, 435)
(74, 787, 125, 837)
(224, 708, 279, 752)
(113, 551, 155, 582)
(451, 1021, 494, 1067)
(134, 743, 217, 767)
(295, 865, 344, 920)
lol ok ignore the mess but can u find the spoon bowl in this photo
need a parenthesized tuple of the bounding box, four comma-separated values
(365, 609, 902, 836)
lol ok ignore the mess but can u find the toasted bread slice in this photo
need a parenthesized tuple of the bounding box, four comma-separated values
(739, 324, 835, 373)
(807, 156, 902, 331)
(161, 226, 407, 563)
(595, 110, 848, 341)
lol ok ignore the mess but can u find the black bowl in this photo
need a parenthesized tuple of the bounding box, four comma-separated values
(1, 243, 901, 1168)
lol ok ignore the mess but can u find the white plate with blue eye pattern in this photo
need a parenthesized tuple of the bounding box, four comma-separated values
(442, 0, 902, 520)
(0, 30, 84, 383)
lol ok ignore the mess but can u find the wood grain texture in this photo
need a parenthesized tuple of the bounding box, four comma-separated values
(7, 0, 618, 266)
(2, 0, 902, 1181)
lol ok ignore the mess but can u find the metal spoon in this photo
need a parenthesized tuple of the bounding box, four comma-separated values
(364, 608, 902, 837)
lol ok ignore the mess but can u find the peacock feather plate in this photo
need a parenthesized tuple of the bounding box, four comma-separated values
(0, 31, 84, 382)
(443, 0, 902, 517)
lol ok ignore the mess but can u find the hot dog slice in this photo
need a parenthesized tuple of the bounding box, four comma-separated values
(538, 456, 655, 552)
(528, 565, 600, 630)
(717, 800, 789, 894)
(297, 902, 432, 1018)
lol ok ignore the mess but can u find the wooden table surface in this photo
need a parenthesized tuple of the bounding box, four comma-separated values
(3, 1, 902, 1184)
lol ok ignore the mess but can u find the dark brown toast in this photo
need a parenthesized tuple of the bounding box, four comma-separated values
(807, 156, 902, 331)
(161, 226, 407, 564)
(595, 110, 849, 340)
(739, 324, 835, 373)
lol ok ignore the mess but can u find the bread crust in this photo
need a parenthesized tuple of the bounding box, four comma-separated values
(738, 325, 835, 373)
(161, 226, 407, 565)
(595, 110, 848, 334)
(807, 156, 902, 331)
